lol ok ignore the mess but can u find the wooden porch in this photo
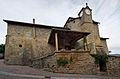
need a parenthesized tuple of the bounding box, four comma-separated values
(48, 28, 90, 52)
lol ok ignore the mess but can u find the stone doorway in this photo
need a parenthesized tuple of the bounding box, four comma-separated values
(22, 47, 31, 65)
(22, 40, 32, 65)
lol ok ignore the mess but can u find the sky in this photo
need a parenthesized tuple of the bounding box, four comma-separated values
(0, 0, 120, 54)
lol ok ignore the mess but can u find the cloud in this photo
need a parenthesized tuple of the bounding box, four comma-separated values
(109, 46, 120, 54)
(0, 0, 120, 54)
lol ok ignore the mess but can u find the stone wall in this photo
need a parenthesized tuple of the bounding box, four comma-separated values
(5, 23, 56, 65)
(66, 17, 109, 55)
(35, 27, 55, 58)
(31, 53, 56, 72)
(5, 24, 32, 65)
(30, 51, 120, 76)
(106, 56, 120, 76)
(66, 18, 82, 31)
(100, 40, 109, 55)
(53, 51, 99, 75)
(33, 51, 100, 75)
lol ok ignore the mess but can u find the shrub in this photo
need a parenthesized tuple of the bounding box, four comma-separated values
(57, 58, 68, 66)
(91, 54, 108, 64)
(0, 44, 5, 53)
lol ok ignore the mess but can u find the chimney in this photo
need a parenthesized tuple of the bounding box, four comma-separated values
(33, 18, 35, 24)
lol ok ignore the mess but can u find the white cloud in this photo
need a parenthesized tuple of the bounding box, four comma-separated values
(0, 0, 120, 54)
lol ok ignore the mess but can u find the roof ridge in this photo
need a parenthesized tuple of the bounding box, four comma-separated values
(3, 19, 66, 29)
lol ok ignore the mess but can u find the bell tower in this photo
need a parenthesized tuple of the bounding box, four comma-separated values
(78, 3, 92, 23)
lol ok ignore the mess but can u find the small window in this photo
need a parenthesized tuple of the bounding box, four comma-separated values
(19, 44, 22, 48)
(73, 21, 75, 23)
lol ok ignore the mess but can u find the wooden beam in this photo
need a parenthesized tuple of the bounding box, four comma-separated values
(55, 33, 58, 51)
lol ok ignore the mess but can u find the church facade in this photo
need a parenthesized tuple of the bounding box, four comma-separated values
(4, 4, 109, 65)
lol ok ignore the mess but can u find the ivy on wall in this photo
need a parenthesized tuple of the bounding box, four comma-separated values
(70, 56, 73, 62)
(91, 54, 108, 64)
(83, 36, 88, 50)
(91, 54, 108, 72)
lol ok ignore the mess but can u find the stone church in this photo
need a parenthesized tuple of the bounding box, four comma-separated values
(4, 4, 109, 67)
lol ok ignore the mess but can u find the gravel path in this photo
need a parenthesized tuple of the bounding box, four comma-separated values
(0, 60, 119, 79)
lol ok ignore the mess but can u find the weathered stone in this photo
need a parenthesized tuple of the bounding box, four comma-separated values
(106, 56, 120, 76)
(4, 23, 55, 65)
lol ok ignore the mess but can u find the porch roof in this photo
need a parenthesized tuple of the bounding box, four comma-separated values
(48, 28, 90, 45)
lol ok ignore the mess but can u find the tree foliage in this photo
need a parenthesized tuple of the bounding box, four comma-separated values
(0, 44, 5, 53)
(83, 36, 88, 50)
(91, 54, 108, 64)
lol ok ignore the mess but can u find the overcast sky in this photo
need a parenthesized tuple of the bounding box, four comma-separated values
(0, 0, 120, 54)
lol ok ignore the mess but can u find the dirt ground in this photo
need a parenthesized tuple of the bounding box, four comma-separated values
(0, 60, 119, 79)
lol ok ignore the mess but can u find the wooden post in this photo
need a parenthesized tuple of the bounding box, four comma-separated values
(85, 43, 87, 51)
(55, 33, 58, 51)
(84, 36, 87, 51)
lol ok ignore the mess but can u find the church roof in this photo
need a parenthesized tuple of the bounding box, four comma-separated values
(64, 17, 100, 27)
(64, 17, 80, 27)
(3, 19, 67, 29)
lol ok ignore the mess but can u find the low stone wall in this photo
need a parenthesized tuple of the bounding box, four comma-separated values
(4, 57, 23, 65)
(31, 51, 99, 75)
(106, 56, 120, 76)
(53, 51, 99, 75)
(31, 53, 56, 71)
(30, 51, 120, 76)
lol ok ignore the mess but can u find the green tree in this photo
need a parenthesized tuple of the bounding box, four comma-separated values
(0, 44, 5, 53)
(91, 54, 108, 64)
